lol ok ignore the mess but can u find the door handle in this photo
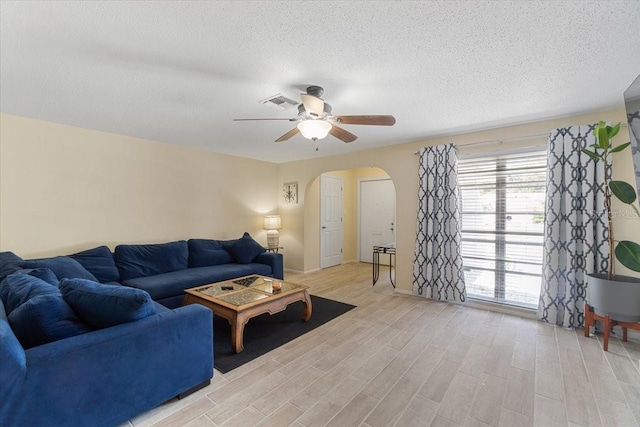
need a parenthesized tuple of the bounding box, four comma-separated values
(322, 226, 327, 229)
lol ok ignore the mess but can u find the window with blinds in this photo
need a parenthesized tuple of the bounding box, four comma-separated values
(458, 149, 547, 309)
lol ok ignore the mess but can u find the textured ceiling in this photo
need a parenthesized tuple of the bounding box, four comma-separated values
(1, 1, 639, 163)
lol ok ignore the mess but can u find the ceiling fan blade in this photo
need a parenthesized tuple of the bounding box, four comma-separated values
(334, 115, 396, 126)
(275, 127, 300, 142)
(329, 125, 358, 143)
(300, 94, 325, 116)
(233, 118, 296, 121)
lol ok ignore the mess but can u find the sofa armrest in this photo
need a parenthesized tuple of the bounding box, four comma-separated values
(254, 252, 283, 279)
(0, 320, 27, 426)
(8, 304, 213, 427)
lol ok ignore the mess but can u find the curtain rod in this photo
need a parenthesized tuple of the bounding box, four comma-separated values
(413, 123, 630, 155)
(413, 133, 548, 154)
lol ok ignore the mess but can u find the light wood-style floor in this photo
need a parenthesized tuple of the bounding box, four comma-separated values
(126, 263, 640, 427)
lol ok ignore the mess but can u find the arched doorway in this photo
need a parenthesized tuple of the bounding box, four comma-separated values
(303, 167, 395, 271)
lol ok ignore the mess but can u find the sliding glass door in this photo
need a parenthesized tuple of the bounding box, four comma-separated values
(458, 149, 546, 309)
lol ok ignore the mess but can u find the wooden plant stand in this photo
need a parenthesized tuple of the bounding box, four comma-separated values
(584, 303, 640, 351)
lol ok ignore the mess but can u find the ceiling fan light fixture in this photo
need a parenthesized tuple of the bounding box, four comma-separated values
(235, 85, 395, 144)
(297, 120, 332, 140)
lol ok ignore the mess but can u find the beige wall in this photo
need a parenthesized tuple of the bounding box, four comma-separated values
(3, 110, 637, 285)
(0, 114, 279, 258)
(338, 171, 356, 263)
(302, 174, 321, 272)
(279, 109, 634, 290)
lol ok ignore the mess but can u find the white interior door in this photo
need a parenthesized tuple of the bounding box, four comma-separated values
(320, 175, 343, 268)
(359, 179, 396, 263)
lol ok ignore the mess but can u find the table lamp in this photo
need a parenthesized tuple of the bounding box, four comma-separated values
(263, 215, 282, 249)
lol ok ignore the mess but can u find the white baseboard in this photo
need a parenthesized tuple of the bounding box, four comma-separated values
(393, 289, 536, 319)
(284, 268, 320, 275)
(463, 299, 537, 319)
(285, 260, 356, 276)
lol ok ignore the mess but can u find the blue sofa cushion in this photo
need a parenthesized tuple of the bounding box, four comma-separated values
(101, 281, 123, 287)
(0, 252, 25, 282)
(224, 233, 265, 264)
(188, 239, 234, 267)
(0, 273, 59, 315)
(122, 263, 273, 300)
(24, 256, 97, 282)
(8, 294, 91, 349)
(152, 301, 170, 314)
(15, 268, 59, 286)
(114, 241, 188, 281)
(60, 278, 156, 329)
(0, 298, 6, 322)
(70, 246, 120, 283)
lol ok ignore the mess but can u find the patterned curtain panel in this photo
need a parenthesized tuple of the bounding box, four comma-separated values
(538, 125, 608, 328)
(413, 144, 466, 302)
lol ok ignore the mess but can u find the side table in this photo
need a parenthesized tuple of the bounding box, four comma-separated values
(264, 246, 283, 254)
(372, 243, 395, 288)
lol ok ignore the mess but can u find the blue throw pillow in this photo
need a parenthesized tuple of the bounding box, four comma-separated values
(24, 256, 97, 282)
(0, 273, 59, 315)
(15, 268, 59, 286)
(59, 278, 156, 329)
(225, 232, 266, 264)
(188, 239, 234, 267)
(70, 246, 120, 283)
(8, 294, 91, 349)
(0, 252, 24, 282)
(114, 241, 188, 281)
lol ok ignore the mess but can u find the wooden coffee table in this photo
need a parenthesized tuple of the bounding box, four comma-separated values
(183, 275, 312, 353)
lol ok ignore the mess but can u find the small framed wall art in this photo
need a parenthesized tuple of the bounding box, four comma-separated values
(283, 182, 298, 204)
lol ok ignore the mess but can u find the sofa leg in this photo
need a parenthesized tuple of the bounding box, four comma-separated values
(177, 380, 211, 399)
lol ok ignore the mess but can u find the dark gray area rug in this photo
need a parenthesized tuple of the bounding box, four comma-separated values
(213, 295, 356, 373)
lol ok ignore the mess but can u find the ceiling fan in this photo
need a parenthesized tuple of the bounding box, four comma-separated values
(233, 86, 396, 143)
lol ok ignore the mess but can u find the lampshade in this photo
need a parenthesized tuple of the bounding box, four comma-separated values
(263, 215, 282, 230)
(297, 120, 332, 140)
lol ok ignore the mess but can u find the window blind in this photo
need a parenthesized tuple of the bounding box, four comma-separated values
(458, 149, 547, 308)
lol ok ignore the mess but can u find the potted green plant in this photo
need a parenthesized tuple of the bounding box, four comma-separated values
(582, 121, 640, 322)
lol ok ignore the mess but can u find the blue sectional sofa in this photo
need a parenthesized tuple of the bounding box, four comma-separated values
(0, 270, 214, 427)
(0, 233, 282, 426)
(115, 236, 284, 308)
(1, 296, 213, 427)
